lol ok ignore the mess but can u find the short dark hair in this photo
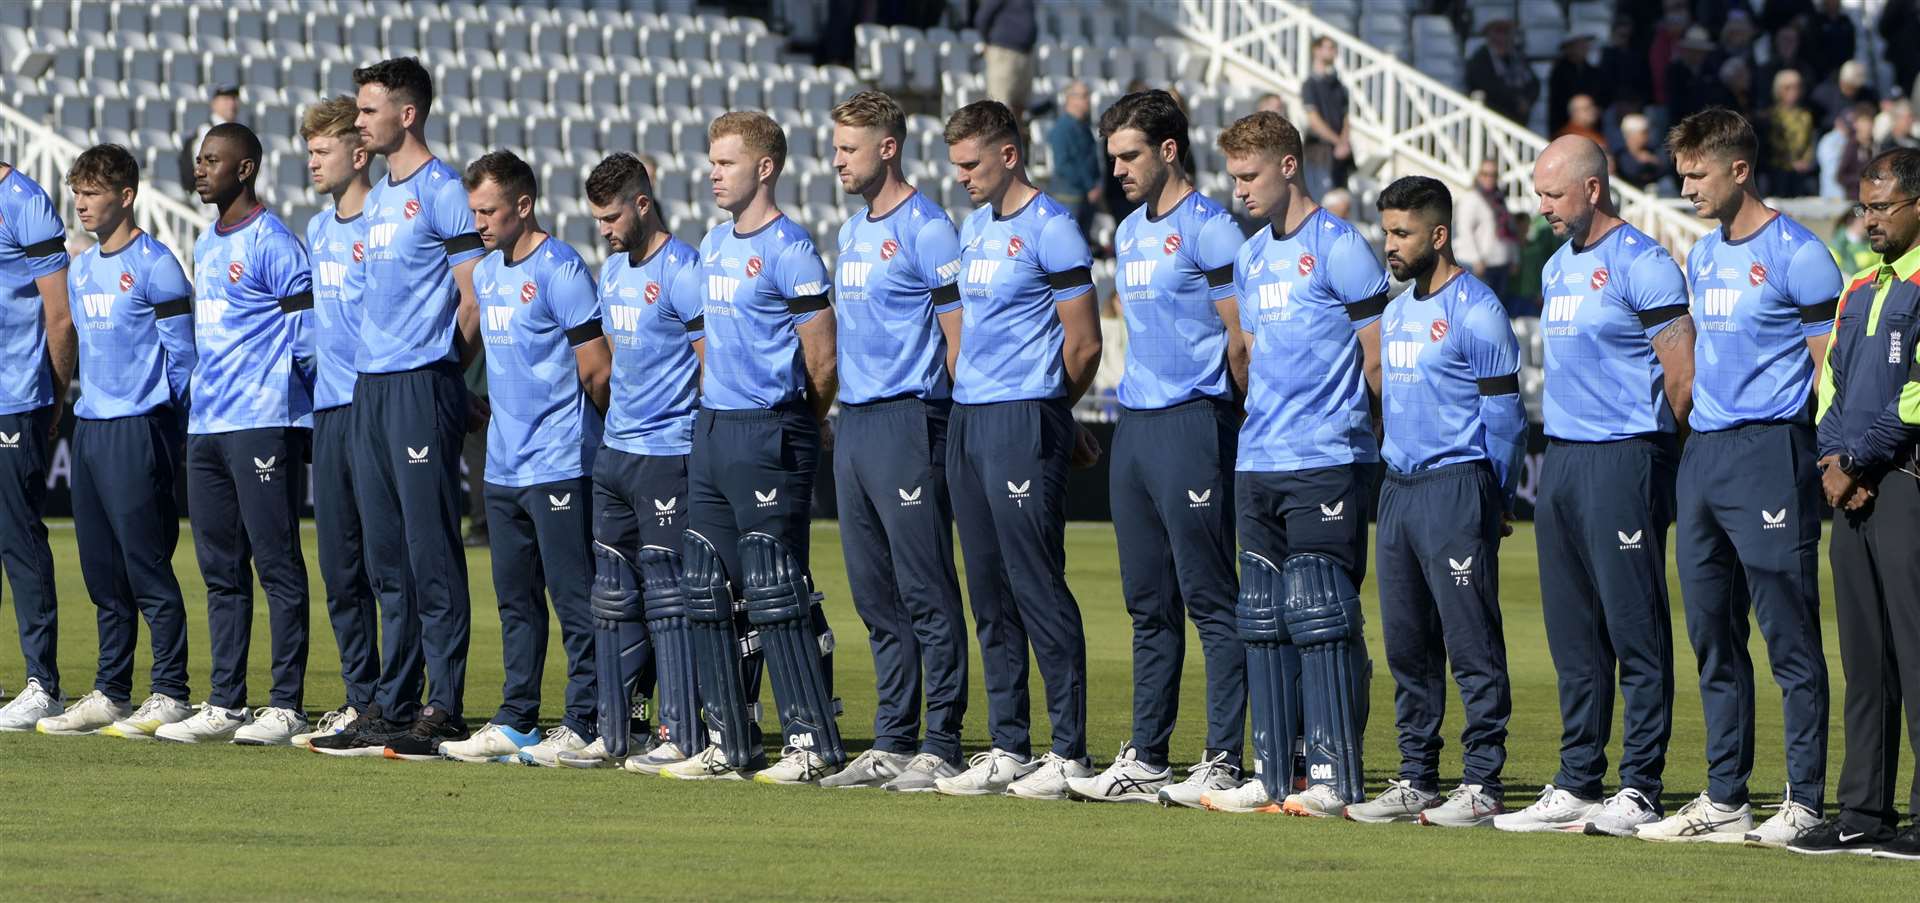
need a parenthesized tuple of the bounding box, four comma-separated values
(1098, 90, 1190, 163)
(463, 150, 538, 201)
(943, 99, 1020, 148)
(585, 152, 654, 207)
(1666, 106, 1758, 166)
(205, 121, 263, 180)
(67, 143, 140, 193)
(1375, 174, 1453, 224)
(1863, 147, 1920, 197)
(353, 56, 434, 118)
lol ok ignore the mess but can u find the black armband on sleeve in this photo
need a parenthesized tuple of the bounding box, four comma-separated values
(277, 291, 314, 313)
(1477, 373, 1520, 396)
(153, 297, 192, 319)
(1204, 264, 1235, 288)
(787, 293, 830, 314)
(1343, 291, 1388, 322)
(1046, 266, 1093, 291)
(443, 233, 484, 256)
(564, 318, 604, 346)
(21, 237, 64, 259)
(683, 315, 705, 333)
(931, 282, 962, 306)
(1635, 304, 1688, 329)
(1799, 298, 1839, 324)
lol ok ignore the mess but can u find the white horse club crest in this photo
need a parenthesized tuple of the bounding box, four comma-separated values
(1429, 319, 1449, 342)
(403, 198, 421, 219)
(880, 239, 899, 261)
(1006, 236, 1024, 257)
(118, 271, 135, 292)
(1297, 253, 1316, 277)
(519, 281, 537, 304)
(644, 281, 661, 304)
(1162, 233, 1182, 255)
(1589, 267, 1609, 290)
(227, 261, 244, 283)
(745, 256, 763, 278)
(1749, 263, 1767, 287)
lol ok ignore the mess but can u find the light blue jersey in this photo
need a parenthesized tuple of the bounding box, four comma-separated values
(834, 190, 963, 404)
(68, 232, 194, 420)
(1684, 212, 1842, 431)
(599, 235, 703, 456)
(697, 214, 831, 411)
(1540, 222, 1689, 441)
(475, 235, 603, 486)
(0, 167, 70, 414)
(189, 206, 313, 435)
(306, 206, 367, 412)
(1234, 207, 1391, 472)
(1380, 270, 1527, 499)
(356, 158, 484, 374)
(952, 192, 1093, 404)
(1114, 190, 1242, 409)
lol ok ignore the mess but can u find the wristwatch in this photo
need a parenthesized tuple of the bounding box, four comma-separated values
(1837, 452, 1863, 478)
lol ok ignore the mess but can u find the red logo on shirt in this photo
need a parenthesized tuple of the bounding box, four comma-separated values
(1006, 236, 1024, 257)
(880, 239, 899, 261)
(745, 256, 763, 278)
(351, 241, 365, 263)
(119, 271, 135, 292)
(1749, 263, 1767, 286)
(1430, 319, 1450, 342)
(1298, 253, 1316, 276)
(403, 199, 421, 220)
(227, 262, 244, 283)
(520, 281, 536, 303)
(1590, 267, 1610, 290)
(1163, 234, 1182, 255)
(644, 281, 661, 304)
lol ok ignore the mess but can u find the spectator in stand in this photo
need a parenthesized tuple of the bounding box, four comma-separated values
(1717, 10, 1760, 73)
(1597, 19, 1653, 118)
(1818, 107, 1855, 199)
(1615, 113, 1674, 193)
(1650, 5, 1693, 109)
(1556, 94, 1608, 149)
(1666, 26, 1720, 125)
(1467, 17, 1539, 127)
(1508, 211, 1555, 317)
(1836, 101, 1878, 195)
(1812, 61, 1878, 129)
(1548, 34, 1603, 138)
(178, 84, 239, 190)
(1708, 56, 1755, 115)
(1875, 100, 1920, 153)
(1879, 0, 1920, 103)
(976, 0, 1036, 122)
(1048, 80, 1102, 241)
(1452, 158, 1520, 305)
(1255, 93, 1284, 115)
(1302, 35, 1354, 193)
(1828, 208, 1876, 274)
(1760, 25, 1820, 109)
(1803, 0, 1854, 77)
(1764, 69, 1819, 196)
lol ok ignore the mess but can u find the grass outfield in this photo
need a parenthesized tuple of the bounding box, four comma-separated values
(0, 520, 1912, 901)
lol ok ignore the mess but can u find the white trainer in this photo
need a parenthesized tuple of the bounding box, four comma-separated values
(934, 748, 1037, 796)
(0, 678, 61, 732)
(440, 724, 539, 763)
(520, 726, 590, 767)
(1066, 745, 1171, 803)
(232, 707, 310, 746)
(1633, 792, 1752, 843)
(1008, 751, 1094, 800)
(1583, 788, 1661, 837)
(1282, 783, 1349, 818)
(755, 746, 835, 785)
(154, 704, 252, 743)
(100, 694, 201, 740)
(1420, 784, 1503, 827)
(1745, 795, 1823, 848)
(661, 743, 751, 781)
(556, 737, 620, 768)
(1156, 751, 1241, 810)
(882, 752, 962, 793)
(1493, 784, 1601, 833)
(1344, 779, 1441, 823)
(35, 690, 129, 736)
(623, 740, 692, 775)
(819, 748, 913, 789)
(1200, 779, 1283, 814)
(289, 706, 359, 747)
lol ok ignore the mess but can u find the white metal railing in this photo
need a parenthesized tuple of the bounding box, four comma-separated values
(0, 100, 202, 265)
(1150, 0, 1710, 252)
